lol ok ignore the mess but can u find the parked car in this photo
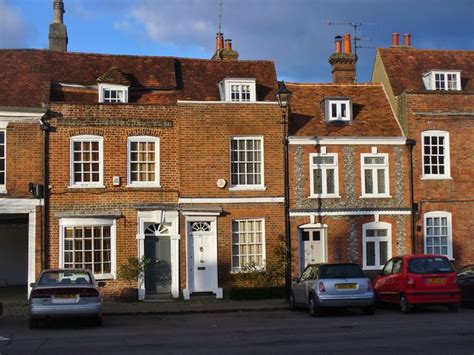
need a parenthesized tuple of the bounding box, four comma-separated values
(373, 255, 460, 314)
(28, 269, 103, 328)
(289, 263, 375, 317)
(457, 264, 474, 307)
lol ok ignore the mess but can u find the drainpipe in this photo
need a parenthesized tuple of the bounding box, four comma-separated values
(40, 115, 51, 270)
(406, 139, 416, 254)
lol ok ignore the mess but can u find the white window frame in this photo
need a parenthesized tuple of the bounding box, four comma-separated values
(127, 136, 160, 187)
(231, 218, 266, 273)
(98, 83, 129, 103)
(219, 78, 256, 102)
(0, 128, 6, 193)
(421, 130, 451, 180)
(424, 211, 453, 259)
(309, 152, 340, 198)
(70, 135, 104, 188)
(363, 221, 392, 270)
(58, 218, 117, 280)
(361, 153, 390, 198)
(325, 99, 352, 121)
(229, 136, 265, 191)
(422, 70, 461, 91)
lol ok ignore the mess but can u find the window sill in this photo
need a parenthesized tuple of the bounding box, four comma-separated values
(68, 185, 105, 189)
(308, 195, 341, 199)
(363, 266, 383, 271)
(360, 195, 392, 199)
(126, 184, 162, 189)
(230, 268, 266, 274)
(420, 176, 452, 181)
(94, 274, 116, 281)
(229, 186, 267, 192)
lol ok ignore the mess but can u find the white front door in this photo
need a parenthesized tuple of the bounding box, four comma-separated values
(189, 221, 216, 292)
(300, 229, 326, 271)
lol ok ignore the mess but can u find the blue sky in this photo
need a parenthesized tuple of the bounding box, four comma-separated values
(1, 0, 473, 82)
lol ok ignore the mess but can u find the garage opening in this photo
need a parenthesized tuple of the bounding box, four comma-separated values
(0, 214, 29, 286)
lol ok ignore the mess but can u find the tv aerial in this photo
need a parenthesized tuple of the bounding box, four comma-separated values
(328, 22, 376, 55)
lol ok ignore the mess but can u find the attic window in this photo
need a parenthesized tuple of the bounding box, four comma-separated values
(422, 71, 461, 91)
(219, 78, 256, 102)
(324, 99, 352, 122)
(98, 84, 129, 103)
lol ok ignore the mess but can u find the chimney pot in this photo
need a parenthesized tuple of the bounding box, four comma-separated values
(225, 39, 232, 50)
(392, 33, 400, 46)
(404, 33, 411, 47)
(335, 36, 342, 54)
(343, 33, 352, 54)
(219, 33, 225, 51)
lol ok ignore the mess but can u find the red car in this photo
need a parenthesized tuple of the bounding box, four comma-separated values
(373, 254, 461, 313)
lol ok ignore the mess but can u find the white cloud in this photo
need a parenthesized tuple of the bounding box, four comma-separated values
(0, 0, 31, 48)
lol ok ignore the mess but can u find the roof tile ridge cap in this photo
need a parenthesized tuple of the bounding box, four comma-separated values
(178, 57, 274, 63)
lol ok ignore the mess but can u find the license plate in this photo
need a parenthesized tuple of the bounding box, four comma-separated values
(425, 277, 446, 285)
(335, 283, 357, 290)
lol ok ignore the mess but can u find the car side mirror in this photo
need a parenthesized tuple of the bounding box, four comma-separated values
(30, 282, 36, 287)
(98, 281, 106, 288)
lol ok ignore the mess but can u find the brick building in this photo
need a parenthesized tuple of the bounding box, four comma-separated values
(372, 34, 474, 267)
(0, 2, 285, 299)
(287, 35, 412, 275)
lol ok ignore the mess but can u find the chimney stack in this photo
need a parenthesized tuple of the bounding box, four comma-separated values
(404, 33, 411, 47)
(48, 0, 68, 52)
(328, 34, 357, 84)
(392, 33, 400, 46)
(211, 33, 239, 61)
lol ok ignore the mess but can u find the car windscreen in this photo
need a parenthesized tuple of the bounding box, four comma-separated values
(408, 257, 454, 274)
(319, 264, 365, 279)
(38, 271, 93, 286)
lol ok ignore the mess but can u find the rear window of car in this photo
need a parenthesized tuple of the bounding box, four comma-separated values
(38, 271, 93, 286)
(408, 257, 454, 274)
(319, 264, 365, 279)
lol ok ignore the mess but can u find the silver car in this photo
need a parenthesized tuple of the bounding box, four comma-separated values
(290, 263, 375, 316)
(29, 269, 103, 328)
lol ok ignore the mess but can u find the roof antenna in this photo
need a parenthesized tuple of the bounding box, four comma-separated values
(328, 21, 375, 55)
(217, 0, 224, 35)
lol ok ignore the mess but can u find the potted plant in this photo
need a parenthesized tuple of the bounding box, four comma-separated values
(118, 256, 149, 302)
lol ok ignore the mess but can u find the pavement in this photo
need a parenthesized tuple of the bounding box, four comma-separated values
(0, 287, 288, 319)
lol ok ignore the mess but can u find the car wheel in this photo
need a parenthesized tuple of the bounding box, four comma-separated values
(289, 292, 296, 312)
(400, 295, 413, 314)
(308, 295, 321, 317)
(29, 318, 39, 329)
(361, 304, 376, 315)
(448, 303, 459, 313)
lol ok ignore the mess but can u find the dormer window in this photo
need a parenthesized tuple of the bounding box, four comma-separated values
(324, 98, 352, 122)
(219, 78, 256, 102)
(422, 70, 461, 91)
(98, 84, 129, 103)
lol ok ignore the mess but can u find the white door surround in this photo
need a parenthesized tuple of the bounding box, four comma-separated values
(183, 213, 223, 300)
(298, 222, 328, 272)
(136, 210, 180, 300)
(0, 198, 41, 298)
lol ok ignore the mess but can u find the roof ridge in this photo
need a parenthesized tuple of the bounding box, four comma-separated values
(0, 48, 275, 63)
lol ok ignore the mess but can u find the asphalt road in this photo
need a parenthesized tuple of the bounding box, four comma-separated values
(1, 306, 473, 354)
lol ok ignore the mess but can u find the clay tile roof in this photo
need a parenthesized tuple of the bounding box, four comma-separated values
(287, 83, 403, 137)
(378, 48, 474, 96)
(176, 58, 278, 101)
(96, 66, 131, 86)
(0, 49, 278, 107)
